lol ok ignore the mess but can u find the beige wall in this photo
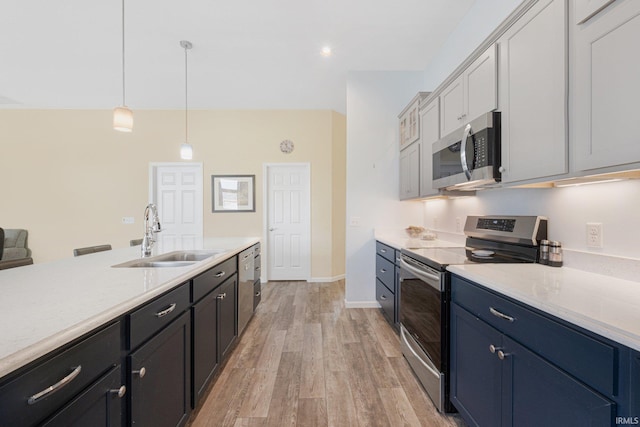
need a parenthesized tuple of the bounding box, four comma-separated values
(0, 109, 346, 279)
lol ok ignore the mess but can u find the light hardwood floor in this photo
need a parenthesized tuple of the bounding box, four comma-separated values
(190, 280, 465, 427)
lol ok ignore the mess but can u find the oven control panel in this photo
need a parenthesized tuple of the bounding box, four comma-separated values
(476, 218, 516, 232)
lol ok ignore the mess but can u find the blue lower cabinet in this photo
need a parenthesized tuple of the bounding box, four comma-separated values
(504, 335, 614, 427)
(450, 274, 626, 427)
(450, 303, 502, 427)
(629, 352, 640, 423)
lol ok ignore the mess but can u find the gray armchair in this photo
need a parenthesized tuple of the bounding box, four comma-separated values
(0, 228, 33, 269)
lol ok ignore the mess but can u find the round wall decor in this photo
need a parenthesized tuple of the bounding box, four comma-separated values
(280, 139, 294, 154)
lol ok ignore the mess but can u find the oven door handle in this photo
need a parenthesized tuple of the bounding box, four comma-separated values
(460, 123, 473, 180)
(400, 258, 441, 292)
(400, 327, 440, 378)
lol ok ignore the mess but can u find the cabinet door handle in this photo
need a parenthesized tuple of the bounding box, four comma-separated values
(215, 271, 226, 278)
(110, 385, 127, 398)
(380, 249, 387, 253)
(255, 291, 261, 297)
(380, 295, 387, 300)
(133, 367, 146, 378)
(489, 307, 515, 322)
(217, 293, 227, 300)
(28, 365, 82, 405)
(155, 303, 176, 318)
(497, 350, 509, 360)
(380, 268, 387, 273)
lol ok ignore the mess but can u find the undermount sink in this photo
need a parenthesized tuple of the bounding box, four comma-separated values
(112, 250, 226, 268)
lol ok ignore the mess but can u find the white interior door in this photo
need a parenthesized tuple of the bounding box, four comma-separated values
(265, 164, 310, 281)
(151, 163, 203, 249)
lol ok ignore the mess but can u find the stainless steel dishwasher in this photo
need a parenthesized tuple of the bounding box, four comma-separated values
(238, 246, 255, 334)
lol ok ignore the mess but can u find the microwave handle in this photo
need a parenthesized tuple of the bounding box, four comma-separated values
(460, 123, 472, 180)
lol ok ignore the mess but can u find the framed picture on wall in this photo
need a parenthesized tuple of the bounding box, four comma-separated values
(212, 175, 255, 212)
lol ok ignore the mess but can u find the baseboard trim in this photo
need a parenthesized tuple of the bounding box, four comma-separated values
(309, 274, 345, 283)
(344, 300, 381, 309)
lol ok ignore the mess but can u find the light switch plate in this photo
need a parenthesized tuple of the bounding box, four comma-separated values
(122, 217, 135, 224)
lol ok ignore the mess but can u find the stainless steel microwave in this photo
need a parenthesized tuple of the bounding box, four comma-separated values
(432, 111, 501, 190)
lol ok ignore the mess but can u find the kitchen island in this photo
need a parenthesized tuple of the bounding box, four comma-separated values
(0, 236, 259, 378)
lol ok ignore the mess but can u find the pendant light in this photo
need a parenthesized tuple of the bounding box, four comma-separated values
(180, 40, 193, 160)
(113, 0, 133, 132)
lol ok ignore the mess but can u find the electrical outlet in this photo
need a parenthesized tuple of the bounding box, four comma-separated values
(349, 216, 361, 227)
(586, 223, 603, 248)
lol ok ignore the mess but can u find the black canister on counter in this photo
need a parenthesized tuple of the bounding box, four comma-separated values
(539, 240, 549, 265)
(549, 241, 563, 267)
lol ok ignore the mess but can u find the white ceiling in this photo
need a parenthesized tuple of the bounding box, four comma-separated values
(1, 0, 475, 113)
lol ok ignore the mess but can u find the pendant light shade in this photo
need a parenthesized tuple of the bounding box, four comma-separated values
(114, 0, 133, 132)
(180, 143, 193, 160)
(180, 40, 193, 160)
(113, 106, 133, 132)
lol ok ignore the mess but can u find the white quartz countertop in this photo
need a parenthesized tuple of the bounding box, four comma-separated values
(447, 263, 640, 352)
(0, 237, 259, 379)
(375, 234, 463, 251)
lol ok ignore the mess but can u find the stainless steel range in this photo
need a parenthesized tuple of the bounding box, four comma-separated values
(399, 215, 547, 412)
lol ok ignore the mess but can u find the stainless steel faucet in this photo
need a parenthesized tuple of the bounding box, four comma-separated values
(141, 203, 162, 257)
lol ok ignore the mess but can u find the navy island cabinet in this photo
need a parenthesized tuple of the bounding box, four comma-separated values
(450, 274, 633, 427)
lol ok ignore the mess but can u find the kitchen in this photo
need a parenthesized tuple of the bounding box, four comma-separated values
(2, 0, 640, 426)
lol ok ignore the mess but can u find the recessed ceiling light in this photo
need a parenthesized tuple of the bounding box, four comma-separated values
(321, 46, 332, 57)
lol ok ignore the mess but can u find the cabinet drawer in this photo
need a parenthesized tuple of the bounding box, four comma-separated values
(129, 284, 190, 350)
(0, 322, 121, 427)
(451, 275, 618, 397)
(376, 279, 395, 324)
(192, 257, 237, 303)
(376, 255, 395, 291)
(41, 365, 124, 427)
(376, 241, 396, 263)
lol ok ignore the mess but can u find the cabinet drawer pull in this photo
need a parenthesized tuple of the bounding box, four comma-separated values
(497, 350, 509, 360)
(255, 291, 261, 297)
(380, 295, 387, 300)
(217, 293, 227, 300)
(110, 385, 127, 398)
(255, 266, 261, 271)
(28, 365, 82, 405)
(380, 249, 387, 253)
(380, 268, 387, 273)
(155, 303, 176, 318)
(489, 307, 515, 322)
(133, 367, 146, 378)
(242, 254, 251, 260)
(214, 271, 226, 278)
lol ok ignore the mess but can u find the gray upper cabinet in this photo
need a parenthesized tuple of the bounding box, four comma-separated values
(498, 0, 568, 183)
(400, 142, 420, 200)
(419, 98, 440, 198)
(399, 92, 430, 150)
(440, 44, 497, 137)
(571, 0, 640, 172)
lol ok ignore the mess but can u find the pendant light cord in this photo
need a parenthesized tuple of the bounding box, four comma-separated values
(184, 43, 188, 144)
(121, 0, 126, 106)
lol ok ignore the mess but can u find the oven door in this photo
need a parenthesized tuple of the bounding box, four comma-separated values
(399, 255, 446, 411)
(399, 255, 443, 369)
